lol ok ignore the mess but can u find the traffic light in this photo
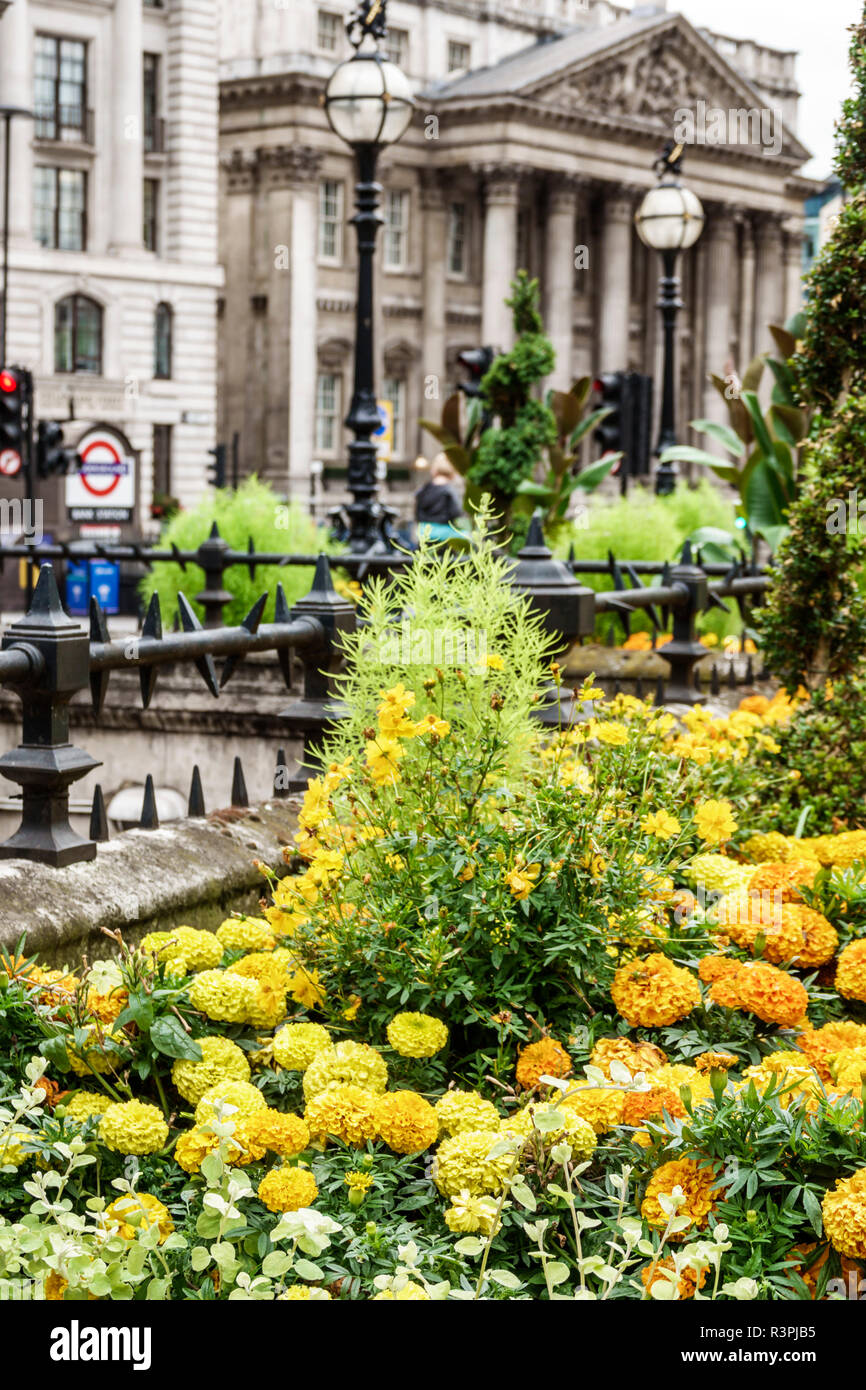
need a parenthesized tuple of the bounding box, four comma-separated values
(593, 372, 626, 457)
(0, 367, 28, 471)
(207, 444, 227, 488)
(36, 420, 80, 477)
(457, 346, 496, 399)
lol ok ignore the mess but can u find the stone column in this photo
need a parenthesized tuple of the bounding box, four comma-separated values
(479, 166, 521, 352)
(598, 187, 633, 372)
(702, 208, 737, 423)
(285, 149, 322, 498)
(753, 214, 785, 356)
(736, 211, 756, 367)
(783, 226, 805, 322)
(544, 176, 579, 388)
(420, 169, 448, 409)
(221, 149, 257, 474)
(110, 0, 144, 254)
(1, 0, 32, 244)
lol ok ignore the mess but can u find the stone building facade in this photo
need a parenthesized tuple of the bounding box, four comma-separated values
(218, 0, 814, 512)
(0, 0, 222, 533)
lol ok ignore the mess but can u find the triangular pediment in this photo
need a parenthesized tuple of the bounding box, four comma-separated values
(525, 16, 808, 162)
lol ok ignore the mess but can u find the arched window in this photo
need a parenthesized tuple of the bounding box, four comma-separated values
(154, 301, 173, 379)
(54, 294, 102, 374)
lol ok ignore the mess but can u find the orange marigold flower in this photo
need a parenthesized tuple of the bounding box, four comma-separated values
(621, 1086, 686, 1128)
(515, 1038, 572, 1090)
(641, 1158, 721, 1236)
(694, 1050, 739, 1074)
(836, 940, 866, 1003)
(641, 1255, 708, 1299)
(748, 861, 818, 902)
(720, 897, 837, 968)
(698, 954, 741, 984)
(796, 1020, 866, 1082)
(611, 953, 701, 1028)
(822, 1168, 866, 1260)
(710, 961, 809, 1027)
(559, 1086, 625, 1134)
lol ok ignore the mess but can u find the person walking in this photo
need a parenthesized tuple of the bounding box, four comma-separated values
(414, 455, 464, 543)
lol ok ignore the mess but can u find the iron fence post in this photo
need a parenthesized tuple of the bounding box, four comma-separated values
(658, 548, 708, 704)
(195, 523, 233, 628)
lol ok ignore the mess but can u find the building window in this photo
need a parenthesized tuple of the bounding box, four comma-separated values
(315, 373, 342, 454)
(154, 301, 172, 379)
(143, 178, 159, 251)
(318, 179, 344, 263)
(447, 201, 467, 276)
(34, 166, 86, 250)
(317, 10, 340, 52)
(384, 189, 410, 270)
(383, 377, 406, 457)
(152, 424, 172, 499)
(143, 53, 163, 153)
(447, 40, 471, 73)
(54, 294, 102, 374)
(384, 27, 409, 66)
(34, 34, 89, 142)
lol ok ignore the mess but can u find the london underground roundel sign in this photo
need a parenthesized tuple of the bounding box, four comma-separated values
(65, 427, 136, 523)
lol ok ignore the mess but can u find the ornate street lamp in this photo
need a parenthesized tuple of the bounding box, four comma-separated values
(323, 2, 414, 551)
(635, 141, 704, 496)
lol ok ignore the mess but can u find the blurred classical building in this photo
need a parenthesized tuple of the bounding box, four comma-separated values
(218, 0, 815, 510)
(0, 0, 222, 530)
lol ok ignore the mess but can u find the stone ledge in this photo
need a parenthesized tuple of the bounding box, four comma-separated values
(0, 798, 301, 965)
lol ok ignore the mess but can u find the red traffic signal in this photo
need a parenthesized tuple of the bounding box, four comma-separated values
(0, 369, 20, 394)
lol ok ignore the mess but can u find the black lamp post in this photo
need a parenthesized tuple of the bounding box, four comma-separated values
(0, 105, 34, 367)
(635, 143, 704, 496)
(323, 2, 414, 551)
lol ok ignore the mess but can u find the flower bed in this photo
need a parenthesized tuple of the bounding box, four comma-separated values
(1, 541, 865, 1304)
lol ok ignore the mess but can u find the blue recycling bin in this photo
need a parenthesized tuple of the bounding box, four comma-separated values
(65, 560, 120, 617)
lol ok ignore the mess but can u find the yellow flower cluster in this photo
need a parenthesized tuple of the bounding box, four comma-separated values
(139, 926, 223, 975)
(273, 1021, 333, 1071)
(434, 1090, 501, 1137)
(822, 1168, 866, 1259)
(642, 1158, 721, 1235)
(302, 1041, 389, 1101)
(611, 953, 701, 1028)
(99, 1101, 169, 1156)
(257, 1166, 318, 1214)
(433, 1129, 514, 1198)
(215, 917, 275, 953)
(386, 1012, 448, 1059)
(171, 1036, 251, 1105)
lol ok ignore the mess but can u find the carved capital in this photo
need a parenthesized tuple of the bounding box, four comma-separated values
(259, 145, 323, 189)
(220, 147, 259, 193)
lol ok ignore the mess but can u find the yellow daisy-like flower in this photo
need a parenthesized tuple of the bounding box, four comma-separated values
(444, 1191, 501, 1235)
(412, 712, 451, 739)
(484, 654, 504, 671)
(641, 810, 681, 841)
(257, 1166, 318, 1214)
(386, 1012, 448, 1058)
(503, 862, 541, 900)
(104, 1192, 173, 1244)
(594, 720, 629, 747)
(364, 735, 404, 786)
(694, 799, 738, 845)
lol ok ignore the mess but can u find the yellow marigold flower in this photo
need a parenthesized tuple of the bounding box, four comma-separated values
(503, 862, 541, 900)
(216, 916, 275, 954)
(375, 1091, 439, 1155)
(500, 1104, 596, 1157)
(648, 1064, 714, 1106)
(238, 1109, 310, 1159)
(434, 1090, 500, 1137)
(139, 925, 223, 974)
(231, 952, 288, 985)
(99, 1101, 169, 1156)
(364, 734, 404, 785)
(303, 1041, 388, 1101)
(258, 1166, 318, 1214)
(641, 810, 681, 841)
(85, 986, 128, 1025)
(194, 1079, 266, 1127)
(175, 1128, 223, 1173)
(187, 969, 259, 1024)
(559, 1086, 625, 1135)
(719, 896, 838, 969)
(413, 713, 450, 739)
(386, 1012, 448, 1059)
(749, 860, 819, 902)
(305, 1084, 380, 1146)
(611, 953, 701, 1028)
(279, 1285, 332, 1301)
(0, 1129, 30, 1167)
(685, 854, 755, 896)
(515, 1038, 572, 1090)
(795, 1020, 866, 1081)
(273, 1021, 332, 1072)
(642, 1158, 721, 1235)
(345, 1169, 374, 1193)
(61, 1091, 112, 1124)
(104, 1192, 173, 1244)
(171, 1036, 251, 1105)
(372, 1281, 430, 1300)
(837, 940, 866, 1003)
(694, 1050, 739, 1074)
(433, 1129, 514, 1198)
(621, 1086, 686, 1130)
(594, 720, 629, 747)
(694, 799, 738, 845)
(833, 1046, 866, 1093)
(589, 1037, 667, 1078)
(444, 1191, 501, 1235)
(822, 1169, 866, 1259)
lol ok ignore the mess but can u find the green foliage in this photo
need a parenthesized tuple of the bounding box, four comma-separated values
(749, 670, 866, 833)
(140, 478, 338, 626)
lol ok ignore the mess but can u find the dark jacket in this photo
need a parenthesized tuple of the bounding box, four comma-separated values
(415, 480, 462, 524)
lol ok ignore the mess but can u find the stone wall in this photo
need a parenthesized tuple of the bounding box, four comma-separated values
(0, 798, 300, 967)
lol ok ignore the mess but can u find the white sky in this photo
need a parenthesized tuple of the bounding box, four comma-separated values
(659, 0, 862, 177)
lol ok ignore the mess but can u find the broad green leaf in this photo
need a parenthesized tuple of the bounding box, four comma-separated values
(569, 406, 613, 448)
(150, 1016, 202, 1062)
(453, 1236, 484, 1257)
(741, 391, 774, 461)
(575, 454, 620, 490)
(293, 1259, 324, 1281)
(688, 419, 746, 457)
